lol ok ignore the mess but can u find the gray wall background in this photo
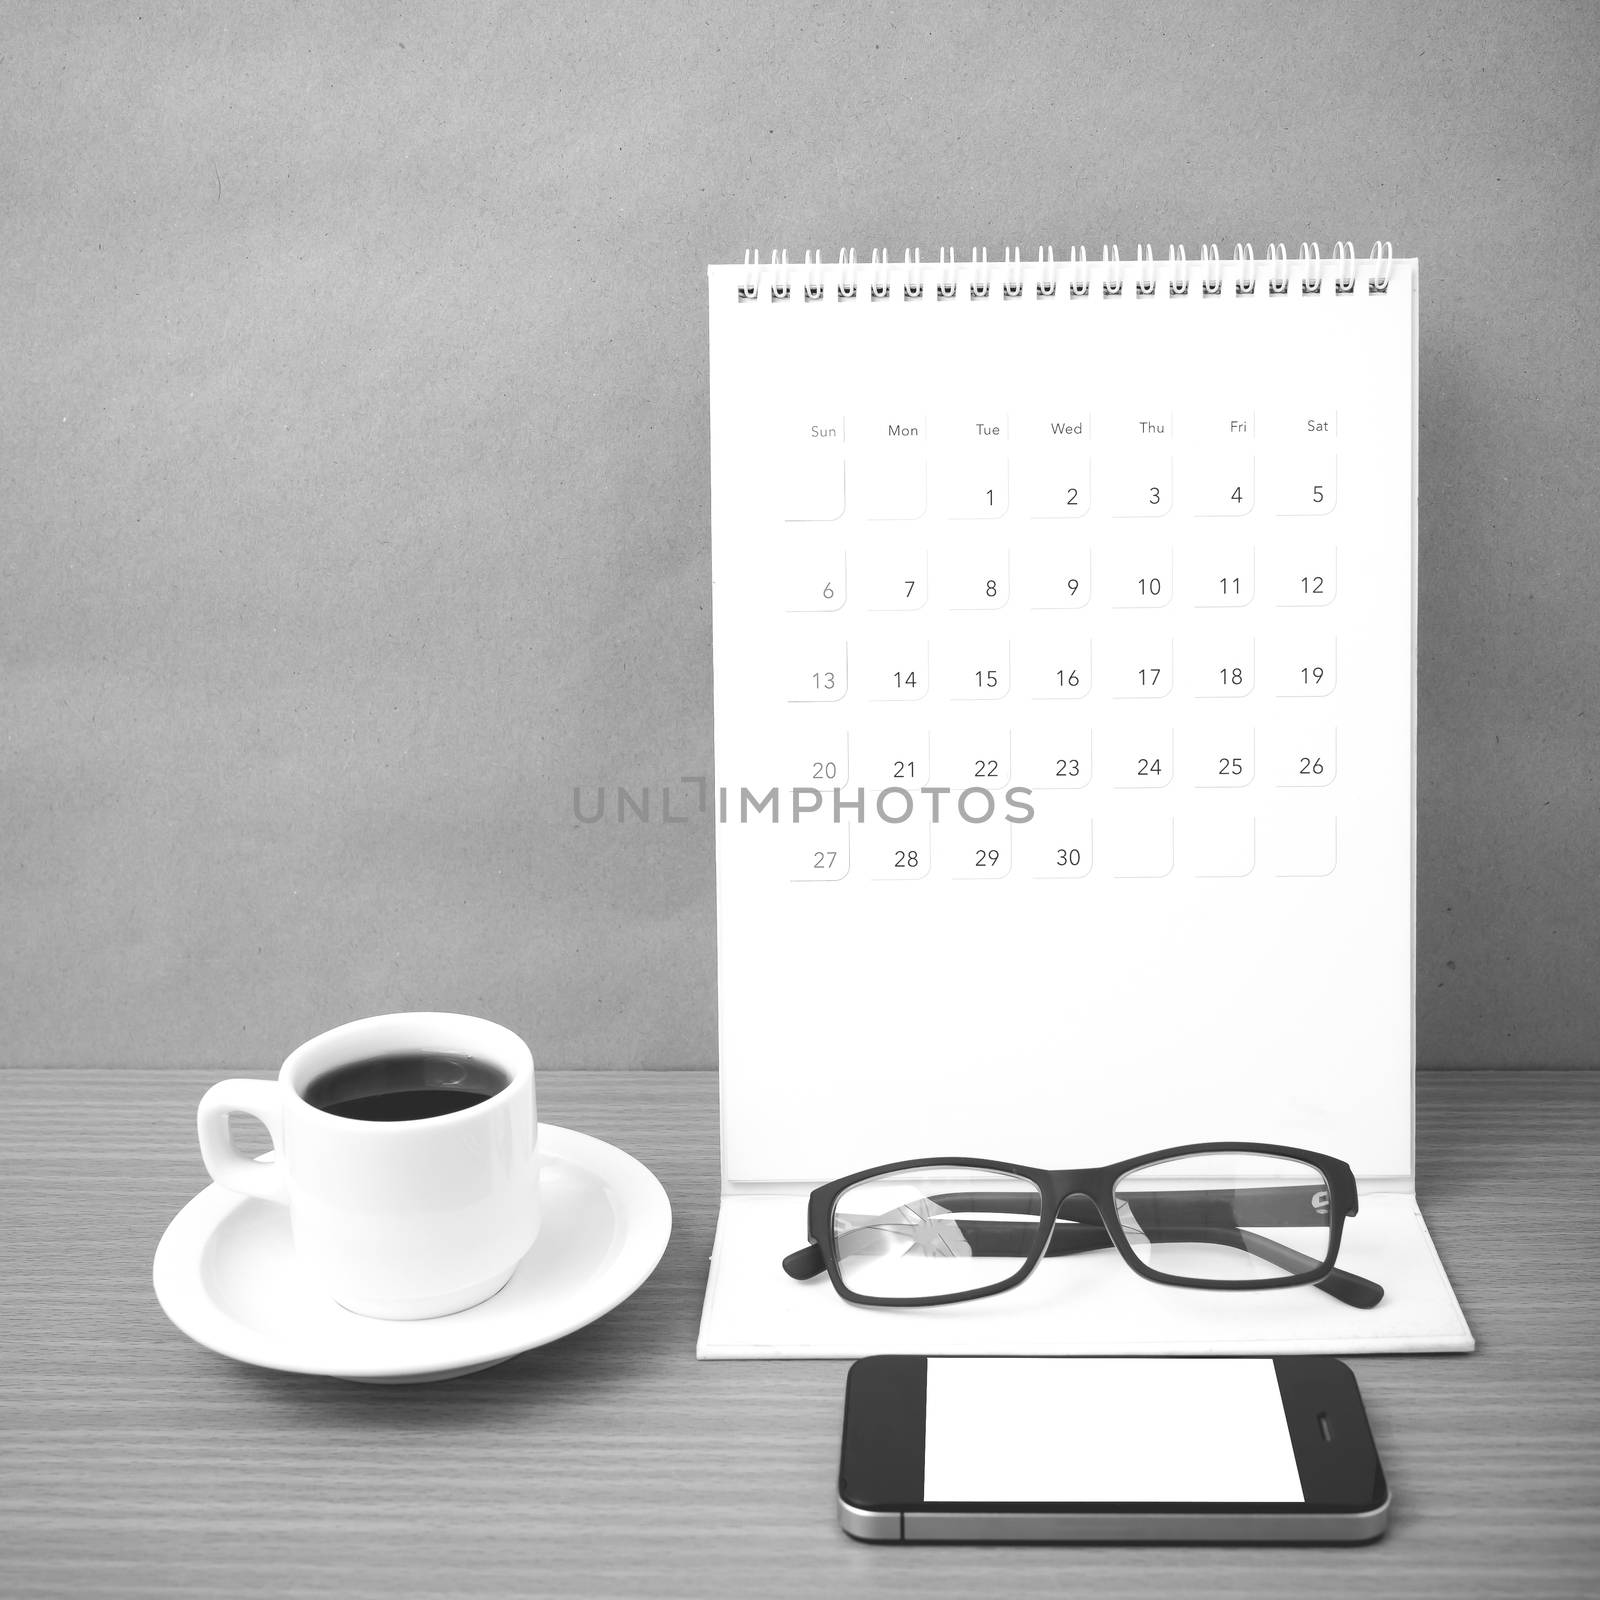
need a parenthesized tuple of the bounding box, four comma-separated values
(3, 1, 1596, 1072)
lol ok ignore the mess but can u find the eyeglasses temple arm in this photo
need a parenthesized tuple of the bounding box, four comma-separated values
(1125, 1224, 1383, 1310)
(782, 1243, 827, 1280)
(784, 1220, 1382, 1307)
(974, 1219, 1383, 1309)
(930, 1185, 1338, 1227)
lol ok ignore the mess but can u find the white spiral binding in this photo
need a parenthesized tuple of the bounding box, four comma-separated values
(1004, 247, 1024, 299)
(1333, 240, 1357, 294)
(1102, 244, 1124, 297)
(903, 247, 924, 300)
(837, 247, 858, 299)
(1369, 240, 1394, 293)
(870, 248, 890, 300)
(803, 249, 824, 301)
(737, 243, 1400, 301)
(1168, 245, 1190, 297)
(767, 249, 791, 301)
(1267, 243, 1290, 296)
(1069, 246, 1090, 297)
(1233, 243, 1258, 295)
(1135, 244, 1158, 297)
(1036, 246, 1057, 298)
(1300, 242, 1323, 294)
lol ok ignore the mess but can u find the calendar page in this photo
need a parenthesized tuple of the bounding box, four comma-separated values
(702, 248, 1467, 1357)
(713, 247, 1417, 1182)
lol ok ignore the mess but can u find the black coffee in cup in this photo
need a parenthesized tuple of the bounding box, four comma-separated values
(304, 1053, 510, 1122)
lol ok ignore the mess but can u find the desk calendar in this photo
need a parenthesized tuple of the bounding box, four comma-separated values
(699, 245, 1471, 1358)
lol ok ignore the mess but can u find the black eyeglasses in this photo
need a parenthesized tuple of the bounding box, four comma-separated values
(783, 1143, 1383, 1309)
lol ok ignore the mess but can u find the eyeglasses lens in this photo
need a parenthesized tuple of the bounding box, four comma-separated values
(1110, 1152, 1334, 1284)
(831, 1166, 1044, 1299)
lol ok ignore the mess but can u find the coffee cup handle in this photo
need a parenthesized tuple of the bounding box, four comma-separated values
(197, 1080, 288, 1203)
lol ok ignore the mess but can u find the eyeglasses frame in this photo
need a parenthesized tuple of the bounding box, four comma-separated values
(802, 1141, 1361, 1308)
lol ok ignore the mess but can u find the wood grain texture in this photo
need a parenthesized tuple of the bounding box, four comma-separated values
(2, 1068, 1597, 1599)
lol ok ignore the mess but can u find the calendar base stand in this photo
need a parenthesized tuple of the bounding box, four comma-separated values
(696, 1189, 1471, 1359)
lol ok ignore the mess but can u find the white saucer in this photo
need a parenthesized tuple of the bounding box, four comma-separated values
(153, 1124, 672, 1383)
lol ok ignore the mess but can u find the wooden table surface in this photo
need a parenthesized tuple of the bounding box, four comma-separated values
(3, 1067, 1597, 1599)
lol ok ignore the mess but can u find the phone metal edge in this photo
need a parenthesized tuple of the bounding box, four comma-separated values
(837, 1500, 903, 1542)
(839, 1492, 1389, 1544)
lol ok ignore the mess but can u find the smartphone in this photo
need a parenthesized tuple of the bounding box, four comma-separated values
(838, 1355, 1388, 1543)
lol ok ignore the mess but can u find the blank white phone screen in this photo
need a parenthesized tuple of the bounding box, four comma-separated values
(922, 1358, 1304, 1503)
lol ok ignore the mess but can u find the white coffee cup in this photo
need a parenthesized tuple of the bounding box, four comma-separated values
(197, 1013, 539, 1320)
